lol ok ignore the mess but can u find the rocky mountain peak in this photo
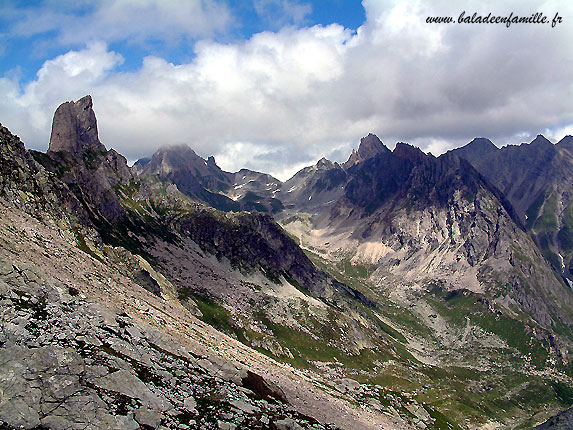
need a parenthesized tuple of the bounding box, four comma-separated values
(466, 137, 498, 153)
(557, 135, 573, 155)
(448, 137, 498, 165)
(530, 134, 552, 147)
(345, 133, 390, 167)
(48, 95, 105, 154)
(557, 135, 573, 146)
(139, 143, 235, 209)
(392, 142, 426, 163)
(316, 157, 336, 170)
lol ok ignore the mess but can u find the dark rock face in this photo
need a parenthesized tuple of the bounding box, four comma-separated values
(177, 209, 369, 305)
(138, 144, 238, 211)
(533, 407, 573, 429)
(451, 137, 498, 165)
(48, 95, 105, 155)
(35, 96, 133, 222)
(241, 371, 288, 403)
(0, 123, 90, 226)
(451, 134, 573, 281)
(142, 145, 233, 193)
(344, 133, 390, 167)
(344, 144, 515, 219)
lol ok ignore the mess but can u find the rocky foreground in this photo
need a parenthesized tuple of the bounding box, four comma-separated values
(0, 201, 408, 430)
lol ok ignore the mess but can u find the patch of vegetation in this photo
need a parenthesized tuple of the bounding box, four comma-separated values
(82, 148, 107, 170)
(254, 311, 390, 370)
(533, 192, 558, 233)
(552, 381, 573, 405)
(426, 405, 464, 430)
(512, 245, 532, 263)
(526, 191, 547, 230)
(72, 226, 104, 263)
(337, 259, 370, 279)
(558, 203, 573, 252)
(179, 291, 251, 344)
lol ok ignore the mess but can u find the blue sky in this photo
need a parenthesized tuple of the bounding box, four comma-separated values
(1, 1, 366, 83)
(1, 0, 572, 179)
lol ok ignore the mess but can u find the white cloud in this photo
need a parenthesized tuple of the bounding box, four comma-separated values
(1, 42, 123, 148)
(254, 0, 312, 28)
(1, 0, 572, 180)
(543, 125, 573, 144)
(7, 0, 231, 45)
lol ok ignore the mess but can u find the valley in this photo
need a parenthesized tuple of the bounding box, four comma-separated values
(1, 96, 573, 429)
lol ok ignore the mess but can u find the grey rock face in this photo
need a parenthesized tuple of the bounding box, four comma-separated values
(48, 95, 105, 155)
(451, 134, 573, 281)
(0, 257, 333, 430)
(138, 144, 238, 211)
(533, 407, 573, 429)
(344, 133, 390, 167)
(0, 123, 90, 226)
(34, 96, 134, 222)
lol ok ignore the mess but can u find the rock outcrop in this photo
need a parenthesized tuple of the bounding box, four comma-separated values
(344, 133, 390, 167)
(35, 96, 133, 222)
(451, 134, 573, 281)
(48, 95, 105, 155)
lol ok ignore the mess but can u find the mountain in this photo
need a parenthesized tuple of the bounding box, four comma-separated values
(279, 135, 573, 426)
(3, 96, 573, 429)
(449, 137, 498, 165)
(136, 145, 285, 213)
(451, 134, 573, 282)
(278, 157, 347, 216)
(226, 168, 284, 213)
(2, 100, 415, 429)
(31, 95, 133, 223)
(344, 133, 390, 167)
(281, 138, 570, 327)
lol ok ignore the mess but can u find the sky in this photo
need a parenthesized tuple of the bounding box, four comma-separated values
(1, 0, 572, 180)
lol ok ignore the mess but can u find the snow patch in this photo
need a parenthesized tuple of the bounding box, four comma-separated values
(559, 253, 565, 270)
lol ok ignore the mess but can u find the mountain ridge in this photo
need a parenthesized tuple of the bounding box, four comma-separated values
(450, 133, 573, 282)
(3, 95, 573, 429)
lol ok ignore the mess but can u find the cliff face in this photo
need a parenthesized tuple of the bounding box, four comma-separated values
(279, 136, 573, 384)
(344, 133, 391, 168)
(35, 96, 133, 222)
(48, 95, 104, 155)
(0, 123, 92, 231)
(452, 135, 573, 282)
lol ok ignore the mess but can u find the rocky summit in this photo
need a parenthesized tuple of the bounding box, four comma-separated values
(2, 95, 573, 430)
(48, 95, 105, 155)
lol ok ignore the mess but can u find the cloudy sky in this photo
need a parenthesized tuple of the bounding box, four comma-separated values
(1, 0, 572, 180)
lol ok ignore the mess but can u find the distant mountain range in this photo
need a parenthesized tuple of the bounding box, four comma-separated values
(450, 135, 573, 282)
(1, 95, 573, 429)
